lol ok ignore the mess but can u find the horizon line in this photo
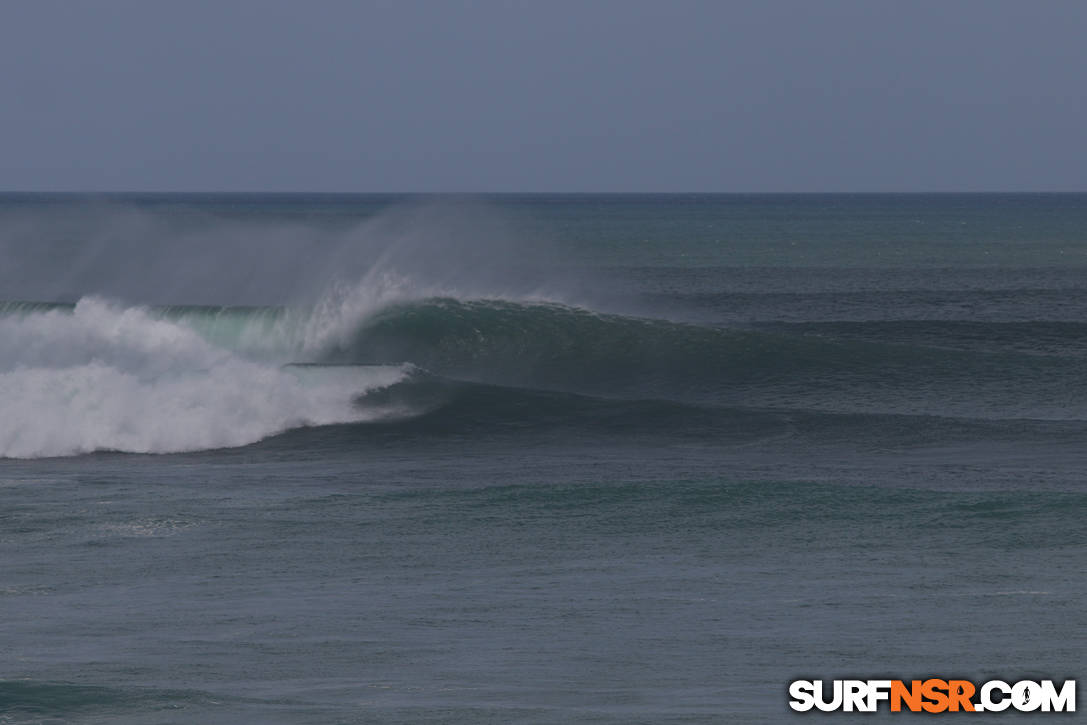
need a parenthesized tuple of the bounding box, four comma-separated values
(2, 189, 1087, 195)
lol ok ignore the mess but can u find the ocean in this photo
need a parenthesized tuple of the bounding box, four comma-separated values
(1, 193, 1084, 722)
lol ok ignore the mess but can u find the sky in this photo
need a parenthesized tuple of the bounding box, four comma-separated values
(2, 0, 1086, 192)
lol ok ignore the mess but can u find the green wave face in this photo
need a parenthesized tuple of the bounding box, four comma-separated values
(311, 297, 1086, 419)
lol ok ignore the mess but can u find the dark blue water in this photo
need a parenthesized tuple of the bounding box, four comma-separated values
(1, 194, 1084, 722)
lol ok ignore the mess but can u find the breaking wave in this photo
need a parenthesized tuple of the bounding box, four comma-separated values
(6, 281, 1087, 459)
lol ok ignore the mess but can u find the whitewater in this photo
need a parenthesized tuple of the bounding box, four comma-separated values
(0, 296, 415, 458)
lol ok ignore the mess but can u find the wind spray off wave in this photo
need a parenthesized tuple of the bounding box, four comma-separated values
(0, 198, 562, 458)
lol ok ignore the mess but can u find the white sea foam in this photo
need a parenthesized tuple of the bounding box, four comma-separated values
(0, 297, 409, 458)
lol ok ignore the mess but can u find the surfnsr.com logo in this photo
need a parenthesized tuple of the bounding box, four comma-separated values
(789, 679, 1076, 713)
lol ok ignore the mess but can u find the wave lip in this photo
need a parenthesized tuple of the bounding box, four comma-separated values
(302, 295, 1087, 421)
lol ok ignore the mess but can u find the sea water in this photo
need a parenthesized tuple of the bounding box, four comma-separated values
(1, 194, 1084, 722)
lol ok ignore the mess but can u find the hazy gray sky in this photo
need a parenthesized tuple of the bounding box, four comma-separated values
(3, 0, 1085, 192)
